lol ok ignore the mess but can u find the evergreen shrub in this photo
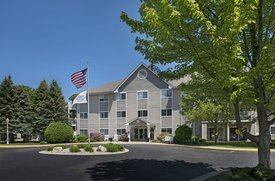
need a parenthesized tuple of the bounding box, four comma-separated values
(104, 143, 124, 152)
(174, 125, 192, 144)
(44, 122, 74, 143)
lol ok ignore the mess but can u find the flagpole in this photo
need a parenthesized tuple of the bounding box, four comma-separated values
(87, 61, 91, 145)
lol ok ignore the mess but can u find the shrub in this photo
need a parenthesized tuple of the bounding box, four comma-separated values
(199, 138, 207, 143)
(104, 143, 124, 152)
(40, 141, 47, 144)
(47, 147, 53, 151)
(77, 134, 88, 142)
(191, 135, 199, 144)
(230, 166, 275, 181)
(157, 132, 172, 142)
(84, 144, 94, 152)
(90, 132, 104, 142)
(70, 145, 80, 153)
(119, 133, 129, 142)
(44, 122, 74, 143)
(174, 125, 192, 144)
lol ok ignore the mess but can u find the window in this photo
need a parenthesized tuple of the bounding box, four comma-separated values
(271, 127, 275, 134)
(138, 110, 148, 117)
(161, 89, 172, 98)
(100, 129, 109, 135)
(100, 112, 108, 119)
(99, 95, 108, 102)
(117, 111, 126, 118)
(137, 69, 147, 79)
(161, 109, 172, 116)
(137, 91, 148, 99)
(161, 128, 172, 134)
(80, 129, 88, 135)
(80, 112, 88, 119)
(116, 92, 126, 101)
(117, 129, 126, 135)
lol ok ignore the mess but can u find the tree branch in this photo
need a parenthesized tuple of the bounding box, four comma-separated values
(234, 101, 259, 143)
(242, 30, 252, 67)
(266, 89, 275, 104)
(268, 117, 275, 126)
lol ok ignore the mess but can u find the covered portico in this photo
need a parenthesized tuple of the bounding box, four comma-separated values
(125, 118, 155, 142)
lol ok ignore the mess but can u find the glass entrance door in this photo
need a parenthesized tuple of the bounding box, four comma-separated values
(134, 128, 148, 141)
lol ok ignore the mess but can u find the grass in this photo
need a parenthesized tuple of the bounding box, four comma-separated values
(208, 166, 275, 181)
(189, 141, 275, 149)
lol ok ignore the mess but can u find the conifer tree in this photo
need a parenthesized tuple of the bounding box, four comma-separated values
(32, 80, 50, 133)
(46, 80, 68, 123)
(0, 76, 16, 140)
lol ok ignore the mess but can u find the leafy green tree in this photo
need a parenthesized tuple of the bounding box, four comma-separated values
(121, 0, 275, 167)
(185, 101, 224, 143)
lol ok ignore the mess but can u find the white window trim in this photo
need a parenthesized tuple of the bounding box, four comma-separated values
(137, 90, 148, 100)
(100, 111, 109, 119)
(270, 126, 275, 135)
(99, 128, 109, 135)
(161, 89, 173, 98)
(99, 94, 109, 102)
(161, 127, 173, 133)
(161, 108, 173, 117)
(116, 92, 127, 101)
(117, 110, 126, 118)
(138, 109, 148, 118)
(79, 112, 88, 119)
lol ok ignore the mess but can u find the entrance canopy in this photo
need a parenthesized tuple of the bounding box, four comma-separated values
(125, 118, 155, 127)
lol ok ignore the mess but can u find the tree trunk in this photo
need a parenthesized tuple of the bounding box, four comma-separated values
(257, 101, 271, 168)
(253, 76, 271, 168)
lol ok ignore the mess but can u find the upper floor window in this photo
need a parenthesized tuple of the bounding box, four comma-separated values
(100, 111, 108, 119)
(137, 91, 148, 99)
(116, 92, 126, 101)
(99, 95, 109, 102)
(117, 111, 126, 118)
(271, 127, 275, 134)
(80, 112, 88, 119)
(161, 89, 172, 98)
(138, 110, 148, 117)
(161, 109, 172, 117)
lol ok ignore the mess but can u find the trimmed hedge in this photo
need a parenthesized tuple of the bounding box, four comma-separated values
(104, 143, 124, 152)
(44, 122, 74, 143)
(174, 125, 192, 144)
(77, 134, 88, 142)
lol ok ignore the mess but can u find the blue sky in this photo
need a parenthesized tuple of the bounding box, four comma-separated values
(0, 0, 144, 100)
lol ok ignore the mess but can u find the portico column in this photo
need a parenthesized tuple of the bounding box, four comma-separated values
(227, 123, 230, 142)
(126, 123, 131, 142)
(202, 123, 208, 140)
(147, 123, 150, 142)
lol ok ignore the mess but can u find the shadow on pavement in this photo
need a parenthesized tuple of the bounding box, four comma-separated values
(86, 159, 215, 181)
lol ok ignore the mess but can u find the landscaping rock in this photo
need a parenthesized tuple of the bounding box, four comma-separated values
(97, 145, 107, 152)
(53, 147, 63, 153)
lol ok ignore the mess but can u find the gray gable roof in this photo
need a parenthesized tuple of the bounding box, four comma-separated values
(88, 79, 123, 95)
(78, 63, 190, 96)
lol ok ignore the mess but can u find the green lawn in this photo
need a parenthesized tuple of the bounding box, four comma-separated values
(190, 141, 275, 149)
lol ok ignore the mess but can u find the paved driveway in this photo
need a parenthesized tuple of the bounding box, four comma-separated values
(1, 144, 275, 181)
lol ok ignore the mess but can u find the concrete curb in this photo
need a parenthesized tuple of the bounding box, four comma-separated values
(189, 170, 227, 181)
(1, 141, 275, 153)
(39, 148, 129, 156)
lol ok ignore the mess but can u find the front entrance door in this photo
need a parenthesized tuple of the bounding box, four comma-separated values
(134, 128, 148, 141)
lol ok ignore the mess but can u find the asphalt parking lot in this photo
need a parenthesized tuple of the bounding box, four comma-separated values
(1, 144, 274, 181)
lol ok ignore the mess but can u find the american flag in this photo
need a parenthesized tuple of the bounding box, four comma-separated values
(71, 68, 87, 89)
